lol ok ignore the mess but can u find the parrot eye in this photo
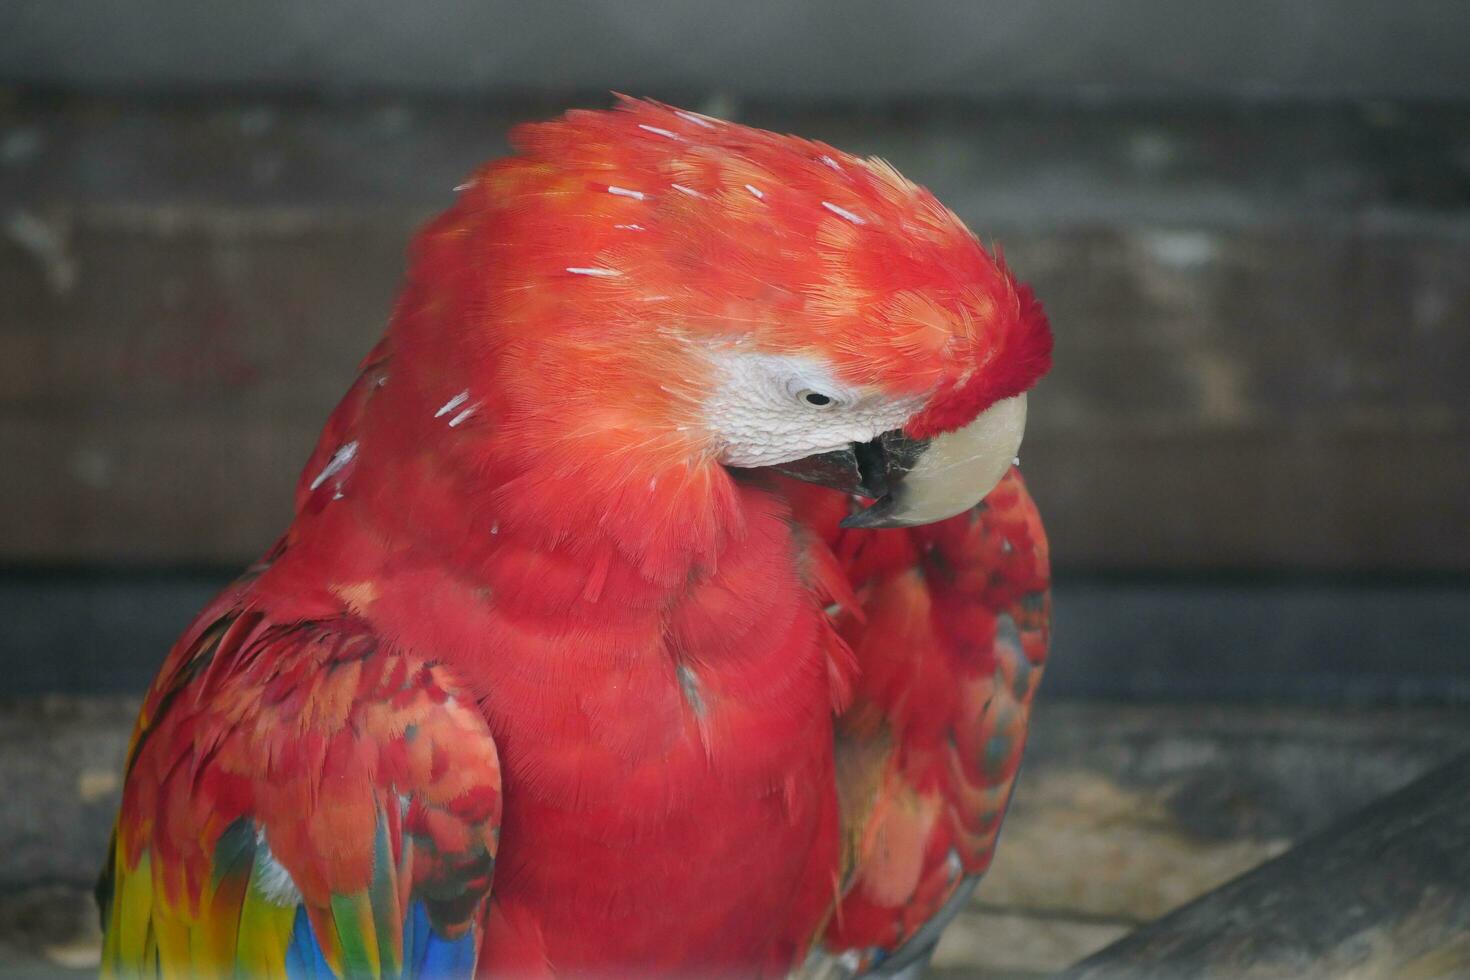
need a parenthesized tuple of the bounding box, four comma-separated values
(798, 390, 836, 408)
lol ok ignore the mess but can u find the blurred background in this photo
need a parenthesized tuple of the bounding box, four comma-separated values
(1, 2, 1468, 976)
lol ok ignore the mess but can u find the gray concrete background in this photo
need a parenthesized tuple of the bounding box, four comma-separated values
(4, 0, 1470, 102)
(5, 572, 1470, 703)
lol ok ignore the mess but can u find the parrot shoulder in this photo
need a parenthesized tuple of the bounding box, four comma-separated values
(99, 593, 502, 978)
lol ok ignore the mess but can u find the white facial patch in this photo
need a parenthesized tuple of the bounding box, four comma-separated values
(699, 350, 925, 467)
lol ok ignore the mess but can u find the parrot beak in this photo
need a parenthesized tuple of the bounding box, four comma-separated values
(770, 394, 1028, 530)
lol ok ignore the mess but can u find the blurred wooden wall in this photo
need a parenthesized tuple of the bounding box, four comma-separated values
(2, 97, 1467, 572)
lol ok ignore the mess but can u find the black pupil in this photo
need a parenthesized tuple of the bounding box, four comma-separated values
(804, 392, 832, 406)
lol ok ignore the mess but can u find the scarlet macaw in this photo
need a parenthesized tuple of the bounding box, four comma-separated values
(99, 99, 1053, 978)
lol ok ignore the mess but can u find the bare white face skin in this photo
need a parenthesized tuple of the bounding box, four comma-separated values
(700, 350, 925, 467)
(697, 345, 1028, 527)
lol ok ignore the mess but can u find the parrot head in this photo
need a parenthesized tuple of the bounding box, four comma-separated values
(398, 99, 1051, 532)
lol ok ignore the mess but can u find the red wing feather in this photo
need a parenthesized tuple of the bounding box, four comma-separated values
(787, 468, 1051, 970)
(100, 598, 502, 977)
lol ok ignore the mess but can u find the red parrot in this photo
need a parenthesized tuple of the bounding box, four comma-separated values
(99, 98, 1052, 978)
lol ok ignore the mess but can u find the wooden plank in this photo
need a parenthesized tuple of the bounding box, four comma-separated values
(7, 99, 1470, 230)
(0, 207, 413, 413)
(0, 415, 312, 563)
(6, 212, 1468, 430)
(1024, 429, 1470, 571)
(3, 99, 1469, 569)
(3, 412, 1467, 569)
(4, 218, 1466, 568)
(1058, 750, 1470, 978)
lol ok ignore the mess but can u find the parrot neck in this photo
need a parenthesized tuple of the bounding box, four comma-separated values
(296, 369, 757, 596)
(275, 396, 832, 728)
(277, 312, 807, 674)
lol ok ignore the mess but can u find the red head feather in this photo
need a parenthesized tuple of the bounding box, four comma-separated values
(304, 99, 1053, 580)
(423, 98, 1051, 443)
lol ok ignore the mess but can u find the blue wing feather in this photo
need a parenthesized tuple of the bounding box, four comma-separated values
(286, 906, 335, 980)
